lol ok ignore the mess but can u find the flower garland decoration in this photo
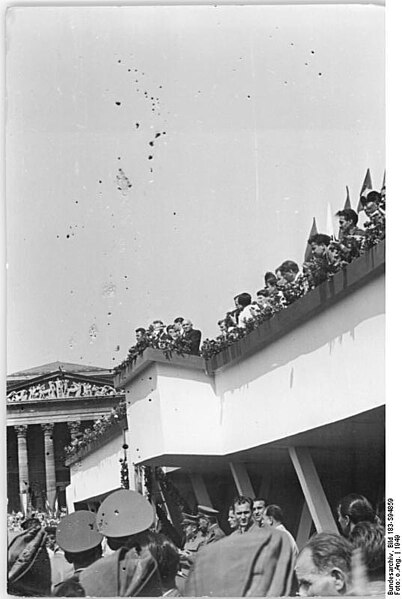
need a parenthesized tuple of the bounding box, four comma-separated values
(64, 398, 127, 459)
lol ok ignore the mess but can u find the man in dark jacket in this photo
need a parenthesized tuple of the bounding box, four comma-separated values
(181, 320, 202, 354)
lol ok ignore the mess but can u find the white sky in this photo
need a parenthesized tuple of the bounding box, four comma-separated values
(6, 3, 385, 373)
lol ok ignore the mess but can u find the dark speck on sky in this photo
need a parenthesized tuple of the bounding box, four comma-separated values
(148, 155, 153, 160)
(99, 180, 102, 184)
(135, 123, 140, 128)
(115, 101, 121, 106)
(311, 50, 315, 54)
(149, 141, 154, 147)
(318, 72, 322, 76)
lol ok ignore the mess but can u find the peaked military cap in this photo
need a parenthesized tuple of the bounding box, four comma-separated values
(97, 489, 154, 538)
(56, 511, 103, 553)
(182, 513, 199, 525)
(198, 505, 220, 517)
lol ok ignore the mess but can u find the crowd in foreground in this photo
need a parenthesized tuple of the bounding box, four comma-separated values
(7, 489, 385, 596)
(114, 185, 385, 369)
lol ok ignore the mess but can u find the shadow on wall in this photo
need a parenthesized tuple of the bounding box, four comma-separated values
(216, 275, 384, 396)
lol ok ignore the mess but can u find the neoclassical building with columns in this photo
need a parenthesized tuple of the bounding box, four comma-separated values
(6, 361, 123, 513)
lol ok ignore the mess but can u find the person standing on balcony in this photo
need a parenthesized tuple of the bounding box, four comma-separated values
(276, 260, 309, 306)
(197, 505, 226, 544)
(181, 320, 202, 354)
(335, 208, 366, 260)
(233, 293, 254, 329)
(173, 317, 185, 336)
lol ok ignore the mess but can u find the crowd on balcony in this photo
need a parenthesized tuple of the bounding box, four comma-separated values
(114, 318, 202, 374)
(64, 398, 126, 458)
(114, 174, 385, 369)
(200, 186, 385, 359)
(8, 488, 385, 596)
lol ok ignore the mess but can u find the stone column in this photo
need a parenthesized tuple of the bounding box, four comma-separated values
(15, 425, 29, 514)
(41, 423, 57, 511)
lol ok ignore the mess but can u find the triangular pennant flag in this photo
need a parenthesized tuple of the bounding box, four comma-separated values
(344, 186, 351, 210)
(326, 202, 335, 238)
(357, 168, 373, 212)
(304, 217, 318, 261)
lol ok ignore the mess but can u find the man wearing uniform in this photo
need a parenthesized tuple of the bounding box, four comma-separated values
(53, 510, 104, 596)
(78, 489, 163, 596)
(177, 513, 204, 581)
(197, 505, 226, 544)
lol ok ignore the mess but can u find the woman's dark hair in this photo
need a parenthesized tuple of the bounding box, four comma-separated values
(349, 521, 385, 580)
(338, 493, 377, 525)
(361, 190, 381, 206)
(308, 233, 331, 247)
(146, 533, 180, 582)
(336, 209, 358, 226)
(279, 260, 299, 274)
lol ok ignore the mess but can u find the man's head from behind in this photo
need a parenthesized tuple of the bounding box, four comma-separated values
(349, 521, 385, 582)
(295, 533, 352, 596)
(262, 504, 283, 527)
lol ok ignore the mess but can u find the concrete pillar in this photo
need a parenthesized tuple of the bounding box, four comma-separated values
(15, 425, 29, 514)
(41, 423, 57, 511)
(289, 447, 338, 534)
(189, 473, 213, 507)
(296, 501, 313, 549)
(229, 462, 256, 499)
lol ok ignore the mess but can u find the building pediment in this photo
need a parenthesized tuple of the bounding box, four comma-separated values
(7, 372, 117, 403)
